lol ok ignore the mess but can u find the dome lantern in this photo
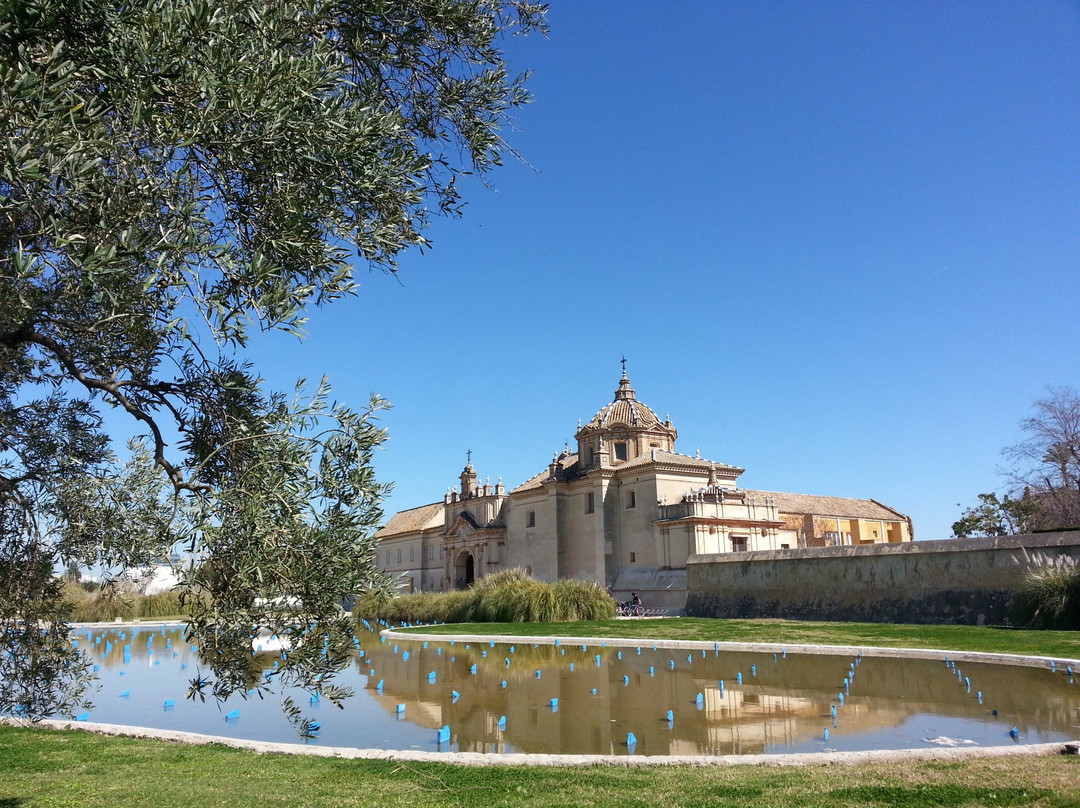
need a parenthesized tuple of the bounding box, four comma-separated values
(575, 366, 677, 467)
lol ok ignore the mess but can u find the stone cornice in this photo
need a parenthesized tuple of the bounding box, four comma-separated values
(443, 528, 506, 545)
(656, 516, 786, 530)
(548, 461, 745, 485)
(649, 461, 743, 477)
(574, 422, 677, 438)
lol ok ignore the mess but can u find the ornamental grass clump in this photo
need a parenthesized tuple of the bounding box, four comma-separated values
(471, 569, 540, 622)
(61, 578, 185, 622)
(64, 583, 185, 622)
(134, 591, 184, 619)
(359, 590, 477, 625)
(354, 568, 615, 624)
(552, 578, 616, 621)
(65, 582, 135, 623)
(1014, 552, 1080, 630)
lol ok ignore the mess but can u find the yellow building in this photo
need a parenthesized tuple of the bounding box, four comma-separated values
(375, 370, 911, 609)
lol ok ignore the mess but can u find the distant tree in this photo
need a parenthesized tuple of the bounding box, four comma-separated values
(954, 387, 1080, 539)
(1003, 387, 1080, 531)
(951, 492, 1036, 538)
(1, 0, 546, 728)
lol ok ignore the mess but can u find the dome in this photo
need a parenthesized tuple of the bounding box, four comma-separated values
(578, 372, 674, 435)
(583, 375, 665, 430)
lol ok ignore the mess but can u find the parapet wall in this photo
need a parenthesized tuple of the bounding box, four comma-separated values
(685, 532, 1080, 625)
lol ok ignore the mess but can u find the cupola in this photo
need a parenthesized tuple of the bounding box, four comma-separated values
(575, 364, 677, 468)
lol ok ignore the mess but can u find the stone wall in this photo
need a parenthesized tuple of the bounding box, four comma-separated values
(685, 531, 1080, 625)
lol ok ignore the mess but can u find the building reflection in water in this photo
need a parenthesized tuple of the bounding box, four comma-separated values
(360, 631, 1079, 757)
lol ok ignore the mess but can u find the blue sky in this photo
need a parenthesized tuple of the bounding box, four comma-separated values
(245, 1, 1079, 541)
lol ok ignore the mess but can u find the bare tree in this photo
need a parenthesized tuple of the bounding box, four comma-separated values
(1003, 387, 1080, 531)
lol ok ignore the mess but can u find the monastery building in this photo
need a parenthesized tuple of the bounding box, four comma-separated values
(374, 370, 912, 609)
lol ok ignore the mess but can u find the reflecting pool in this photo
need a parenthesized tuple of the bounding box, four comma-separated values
(31, 624, 1080, 756)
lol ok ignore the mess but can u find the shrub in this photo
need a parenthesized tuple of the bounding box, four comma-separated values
(136, 591, 184, 619)
(552, 578, 616, 621)
(353, 589, 392, 619)
(436, 590, 474, 623)
(63, 581, 186, 622)
(66, 584, 135, 622)
(473, 569, 543, 622)
(1014, 552, 1080, 630)
(354, 569, 615, 625)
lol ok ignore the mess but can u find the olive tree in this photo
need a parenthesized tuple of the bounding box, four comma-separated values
(0, 0, 545, 728)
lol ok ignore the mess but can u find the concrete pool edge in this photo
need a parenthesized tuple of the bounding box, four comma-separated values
(5, 717, 1078, 767)
(381, 629, 1080, 669)
(67, 620, 1080, 668)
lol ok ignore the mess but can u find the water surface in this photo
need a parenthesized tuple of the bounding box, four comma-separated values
(43, 624, 1080, 757)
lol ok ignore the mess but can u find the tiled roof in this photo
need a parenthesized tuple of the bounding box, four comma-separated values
(580, 374, 670, 432)
(741, 489, 908, 521)
(510, 450, 582, 494)
(509, 467, 556, 495)
(583, 397, 665, 430)
(375, 502, 444, 538)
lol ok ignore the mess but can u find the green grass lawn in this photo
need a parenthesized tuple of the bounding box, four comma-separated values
(5, 618, 1079, 806)
(1, 724, 1078, 808)
(388, 618, 1080, 661)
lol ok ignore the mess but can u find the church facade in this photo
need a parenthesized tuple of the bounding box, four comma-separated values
(374, 372, 912, 608)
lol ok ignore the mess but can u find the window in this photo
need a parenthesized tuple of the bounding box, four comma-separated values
(439, 547, 445, 559)
(527, 510, 536, 527)
(410, 547, 415, 562)
(586, 447, 594, 465)
(614, 442, 628, 461)
(626, 490, 636, 509)
(396, 549, 402, 563)
(585, 492, 594, 514)
(429, 547, 435, 560)
(731, 536, 747, 552)
(629, 552, 636, 563)
(780, 543, 790, 550)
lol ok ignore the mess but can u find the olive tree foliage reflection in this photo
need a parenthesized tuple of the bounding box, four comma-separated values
(0, 0, 546, 729)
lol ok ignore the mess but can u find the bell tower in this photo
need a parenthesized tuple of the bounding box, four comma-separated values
(459, 451, 478, 498)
